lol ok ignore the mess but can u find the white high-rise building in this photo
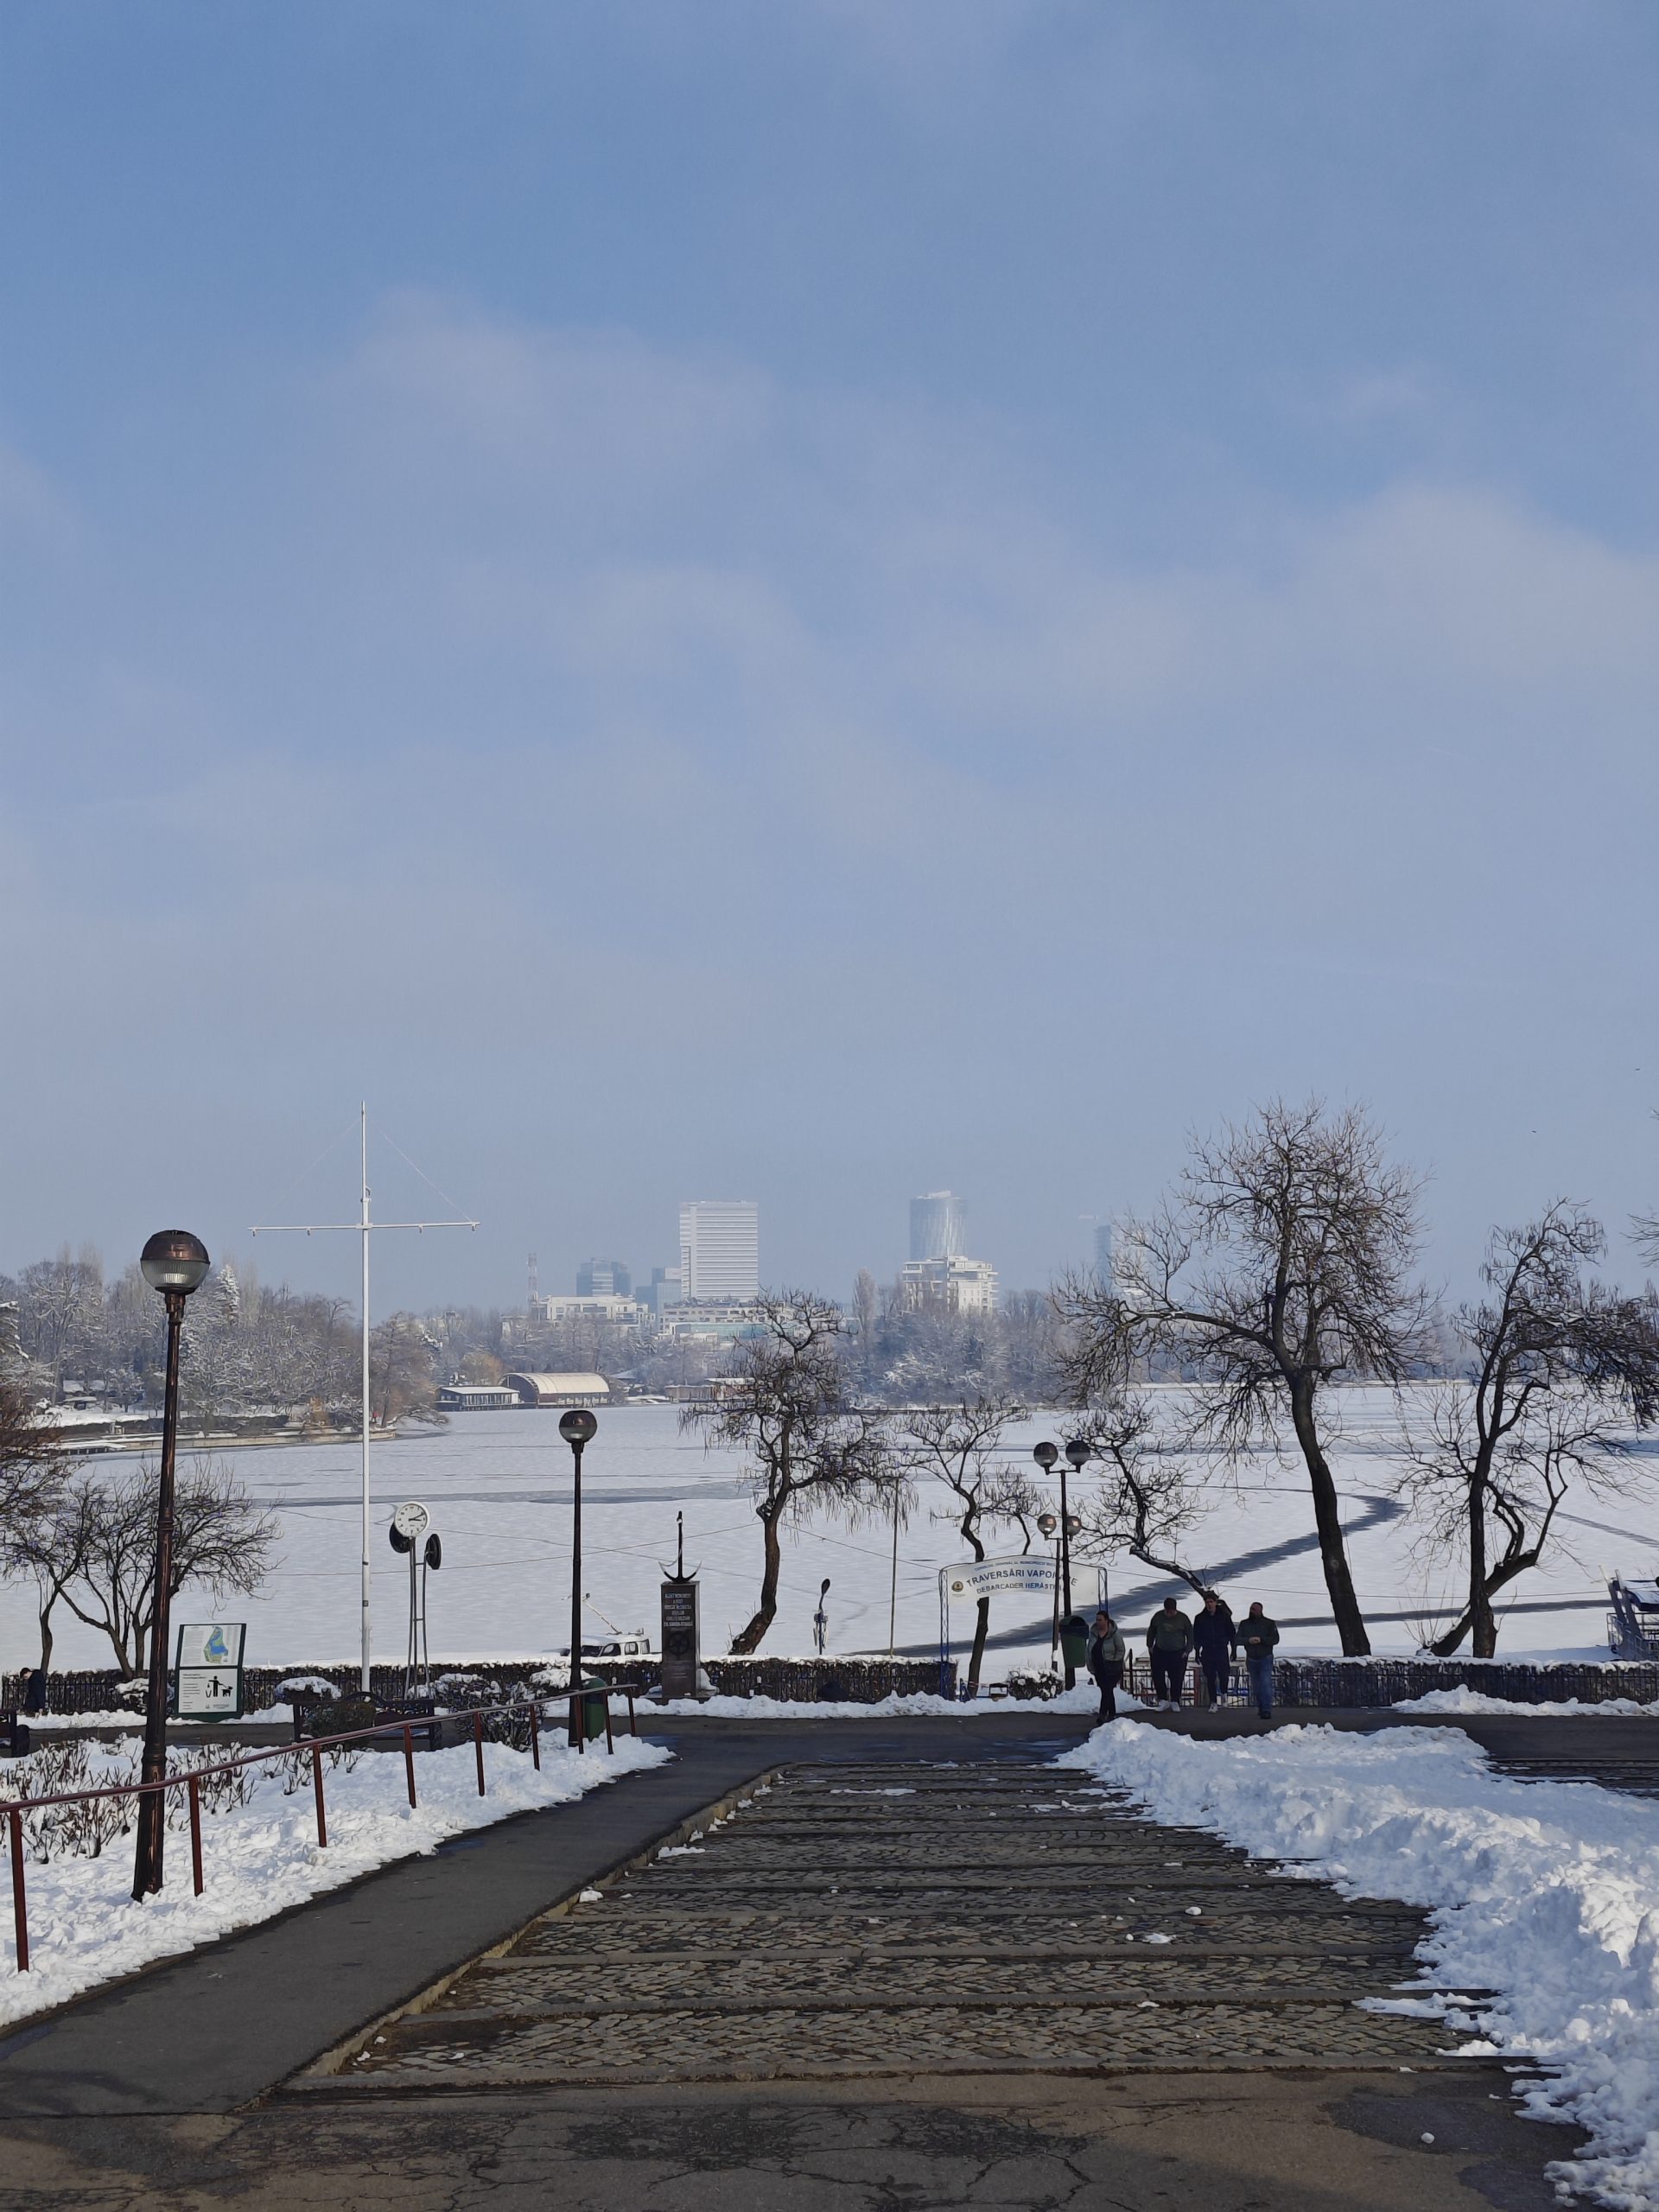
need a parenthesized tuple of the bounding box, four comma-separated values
(897, 1254, 998, 1319)
(909, 1191, 965, 1262)
(1094, 1222, 1114, 1289)
(678, 1200, 760, 1302)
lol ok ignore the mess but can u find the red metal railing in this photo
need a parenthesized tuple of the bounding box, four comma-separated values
(1, 1681, 647, 1974)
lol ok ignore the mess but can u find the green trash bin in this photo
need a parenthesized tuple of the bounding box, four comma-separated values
(577, 1676, 608, 1741)
(1059, 1614, 1090, 1673)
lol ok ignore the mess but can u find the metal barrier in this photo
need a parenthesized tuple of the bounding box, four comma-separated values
(0, 1680, 648, 1974)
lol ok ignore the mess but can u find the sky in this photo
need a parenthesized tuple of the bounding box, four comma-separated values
(2, 2, 1657, 1313)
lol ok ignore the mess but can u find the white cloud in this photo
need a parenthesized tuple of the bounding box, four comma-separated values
(4, 297, 1658, 1290)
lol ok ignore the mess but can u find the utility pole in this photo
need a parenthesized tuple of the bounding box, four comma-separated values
(252, 1107, 475, 1692)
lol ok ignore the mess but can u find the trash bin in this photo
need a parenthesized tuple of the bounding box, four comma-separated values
(577, 1677, 608, 1741)
(1059, 1614, 1090, 1674)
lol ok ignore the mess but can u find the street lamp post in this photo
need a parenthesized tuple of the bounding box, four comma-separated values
(559, 1408, 598, 1747)
(132, 1230, 211, 1901)
(1036, 1510, 1061, 1660)
(1062, 1438, 1091, 1688)
(1035, 1438, 1091, 1688)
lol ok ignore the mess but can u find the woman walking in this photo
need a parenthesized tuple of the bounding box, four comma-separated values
(1086, 1610, 1126, 1721)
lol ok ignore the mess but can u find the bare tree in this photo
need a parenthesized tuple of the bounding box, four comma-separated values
(48, 1458, 280, 1675)
(899, 1398, 1035, 1692)
(1070, 1394, 1208, 1598)
(1399, 1205, 1659, 1656)
(0, 1375, 68, 1663)
(1054, 1099, 1433, 1654)
(682, 1291, 897, 1655)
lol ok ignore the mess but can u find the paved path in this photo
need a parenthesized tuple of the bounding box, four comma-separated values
(0, 1717, 1082, 2116)
(298, 1752, 1455, 2089)
(0, 1714, 1596, 2209)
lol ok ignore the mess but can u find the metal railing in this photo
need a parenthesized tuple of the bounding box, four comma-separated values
(1, 1681, 647, 1974)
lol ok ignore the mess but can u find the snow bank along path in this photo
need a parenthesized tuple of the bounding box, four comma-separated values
(1060, 1721, 1659, 2209)
(650, 1681, 1123, 1719)
(0, 1734, 669, 2030)
(1394, 1685, 1659, 1719)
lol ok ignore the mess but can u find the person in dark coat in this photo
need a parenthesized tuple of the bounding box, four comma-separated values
(1086, 1610, 1127, 1721)
(1234, 1603, 1281, 1719)
(17, 1667, 48, 1717)
(1192, 1590, 1234, 1708)
(1145, 1598, 1192, 1708)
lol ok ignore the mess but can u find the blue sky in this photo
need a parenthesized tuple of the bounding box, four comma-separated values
(2, 3, 1656, 1310)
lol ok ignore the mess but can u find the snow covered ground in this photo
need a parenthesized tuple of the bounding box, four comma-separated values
(0, 1732, 668, 2024)
(650, 1682, 1116, 1719)
(1060, 1721, 1659, 2209)
(4, 1389, 1652, 1677)
(1395, 1686, 1659, 1718)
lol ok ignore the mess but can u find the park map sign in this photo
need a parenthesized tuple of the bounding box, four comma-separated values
(175, 1622, 246, 1719)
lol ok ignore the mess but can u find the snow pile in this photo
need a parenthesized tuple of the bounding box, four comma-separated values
(652, 1681, 1129, 1719)
(0, 1732, 668, 2027)
(1059, 1721, 1659, 2208)
(1394, 1684, 1659, 1719)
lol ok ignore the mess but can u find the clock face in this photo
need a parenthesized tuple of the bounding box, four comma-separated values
(392, 1500, 430, 1542)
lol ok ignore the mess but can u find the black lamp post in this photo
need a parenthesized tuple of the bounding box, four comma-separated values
(1035, 1438, 1091, 1688)
(559, 1407, 598, 1747)
(1036, 1509, 1061, 1659)
(1033, 1439, 1074, 1684)
(1062, 1438, 1091, 1689)
(132, 1230, 210, 1901)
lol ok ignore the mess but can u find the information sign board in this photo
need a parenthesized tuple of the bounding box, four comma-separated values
(175, 1623, 246, 1719)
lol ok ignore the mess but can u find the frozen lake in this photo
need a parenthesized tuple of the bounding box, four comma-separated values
(3, 1390, 1651, 1675)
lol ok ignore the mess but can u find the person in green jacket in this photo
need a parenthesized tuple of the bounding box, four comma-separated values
(1235, 1602, 1281, 1719)
(1085, 1611, 1127, 1721)
(1145, 1598, 1193, 1708)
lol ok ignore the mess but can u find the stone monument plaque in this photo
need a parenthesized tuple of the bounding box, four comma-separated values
(660, 1577, 702, 1700)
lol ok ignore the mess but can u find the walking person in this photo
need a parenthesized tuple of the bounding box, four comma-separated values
(1192, 1590, 1233, 1709)
(1236, 1602, 1281, 1721)
(1086, 1609, 1126, 1722)
(1145, 1597, 1192, 1709)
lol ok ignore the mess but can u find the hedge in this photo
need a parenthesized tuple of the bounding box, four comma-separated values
(8, 1652, 1655, 1715)
(2, 1653, 956, 1714)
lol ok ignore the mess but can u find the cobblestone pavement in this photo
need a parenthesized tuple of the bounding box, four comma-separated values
(1486, 1748, 1659, 1801)
(0, 1744, 1585, 2209)
(299, 1758, 1465, 2093)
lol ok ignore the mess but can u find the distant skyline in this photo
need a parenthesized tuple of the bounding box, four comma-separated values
(2, 6, 1656, 1310)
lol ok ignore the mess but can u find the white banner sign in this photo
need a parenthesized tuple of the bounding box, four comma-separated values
(943, 1555, 1056, 1601)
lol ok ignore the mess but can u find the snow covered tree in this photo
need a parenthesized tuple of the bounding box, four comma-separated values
(0, 1373, 67, 1663)
(369, 1312, 440, 1427)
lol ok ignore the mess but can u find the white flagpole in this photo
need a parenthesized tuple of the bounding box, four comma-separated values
(251, 1108, 476, 1700)
(360, 1103, 372, 1693)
